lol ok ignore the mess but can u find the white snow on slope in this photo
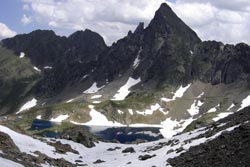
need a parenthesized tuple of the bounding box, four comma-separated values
(83, 105, 123, 126)
(81, 74, 89, 80)
(136, 103, 162, 115)
(128, 109, 133, 115)
(19, 52, 25, 58)
(44, 66, 52, 69)
(160, 117, 194, 138)
(187, 100, 203, 116)
(36, 115, 42, 119)
(17, 98, 37, 114)
(50, 114, 69, 122)
(33, 66, 41, 72)
(238, 95, 250, 111)
(66, 99, 74, 103)
(227, 103, 235, 111)
(161, 84, 191, 102)
(207, 104, 219, 113)
(0, 157, 24, 167)
(132, 48, 142, 69)
(213, 112, 233, 122)
(0, 125, 56, 157)
(118, 110, 124, 114)
(161, 97, 173, 102)
(83, 82, 104, 94)
(92, 101, 101, 104)
(173, 84, 191, 99)
(112, 77, 141, 100)
(91, 95, 102, 99)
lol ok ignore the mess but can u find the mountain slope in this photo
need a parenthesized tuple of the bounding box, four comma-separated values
(0, 46, 40, 115)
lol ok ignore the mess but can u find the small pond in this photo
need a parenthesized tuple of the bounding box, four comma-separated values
(30, 119, 163, 143)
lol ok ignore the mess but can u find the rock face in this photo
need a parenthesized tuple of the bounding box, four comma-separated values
(2, 29, 107, 97)
(192, 41, 250, 85)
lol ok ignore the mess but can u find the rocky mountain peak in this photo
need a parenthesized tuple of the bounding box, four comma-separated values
(148, 3, 200, 41)
(134, 22, 144, 34)
(68, 29, 107, 48)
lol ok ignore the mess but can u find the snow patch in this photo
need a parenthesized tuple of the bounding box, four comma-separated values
(0, 157, 24, 167)
(19, 52, 25, 58)
(187, 100, 203, 116)
(84, 105, 123, 126)
(132, 47, 142, 69)
(91, 95, 102, 99)
(161, 97, 173, 102)
(33, 66, 41, 72)
(118, 110, 124, 114)
(36, 115, 42, 119)
(81, 74, 89, 80)
(207, 107, 217, 113)
(173, 84, 191, 99)
(213, 112, 233, 122)
(136, 103, 162, 116)
(92, 101, 101, 104)
(83, 82, 104, 94)
(17, 98, 37, 114)
(128, 109, 133, 115)
(196, 92, 204, 98)
(161, 84, 191, 102)
(44, 66, 52, 69)
(227, 103, 235, 111)
(160, 117, 194, 138)
(66, 99, 74, 103)
(50, 114, 69, 122)
(112, 77, 141, 100)
(238, 95, 250, 111)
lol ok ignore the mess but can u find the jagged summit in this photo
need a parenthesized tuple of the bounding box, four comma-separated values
(134, 22, 144, 34)
(148, 3, 200, 43)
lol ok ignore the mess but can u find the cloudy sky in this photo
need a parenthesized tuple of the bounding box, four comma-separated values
(0, 0, 249, 45)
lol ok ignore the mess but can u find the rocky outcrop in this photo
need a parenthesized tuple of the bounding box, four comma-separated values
(60, 126, 99, 148)
(0, 131, 75, 167)
(168, 106, 250, 167)
(192, 41, 250, 85)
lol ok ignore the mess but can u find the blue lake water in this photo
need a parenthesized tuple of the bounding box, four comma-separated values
(30, 119, 163, 143)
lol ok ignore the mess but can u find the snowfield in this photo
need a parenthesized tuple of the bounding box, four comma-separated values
(83, 82, 105, 94)
(50, 114, 69, 122)
(112, 77, 141, 100)
(17, 98, 37, 114)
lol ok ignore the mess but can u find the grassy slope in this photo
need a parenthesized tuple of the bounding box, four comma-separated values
(0, 46, 41, 115)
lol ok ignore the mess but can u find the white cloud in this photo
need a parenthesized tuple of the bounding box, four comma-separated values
(0, 22, 17, 40)
(22, 0, 250, 45)
(22, 0, 165, 45)
(168, 0, 250, 44)
(21, 14, 32, 25)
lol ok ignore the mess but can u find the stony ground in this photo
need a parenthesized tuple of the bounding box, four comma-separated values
(168, 106, 250, 167)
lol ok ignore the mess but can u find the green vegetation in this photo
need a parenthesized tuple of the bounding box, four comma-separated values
(96, 91, 155, 111)
(0, 46, 41, 115)
(183, 112, 218, 132)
